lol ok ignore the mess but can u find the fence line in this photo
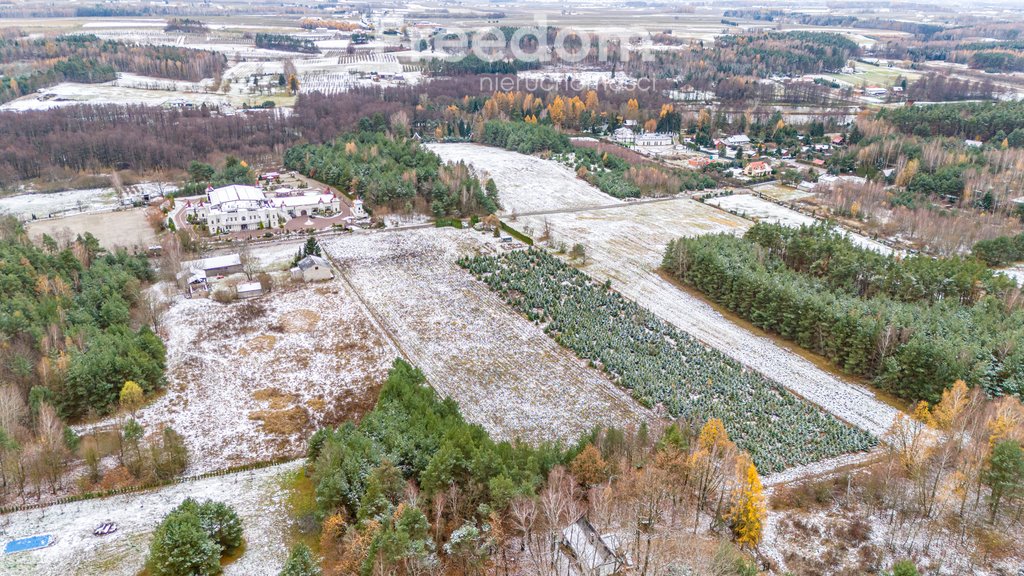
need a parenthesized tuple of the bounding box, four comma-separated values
(0, 457, 301, 516)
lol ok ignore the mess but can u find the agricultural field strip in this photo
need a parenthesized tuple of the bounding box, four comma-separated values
(74, 280, 396, 475)
(462, 249, 875, 473)
(704, 193, 899, 255)
(426, 143, 621, 215)
(322, 228, 649, 444)
(0, 461, 300, 576)
(515, 200, 900, 440)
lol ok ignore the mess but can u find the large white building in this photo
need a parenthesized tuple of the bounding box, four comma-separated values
(635, 132, 673, 147)
(188, 185, 342, 234)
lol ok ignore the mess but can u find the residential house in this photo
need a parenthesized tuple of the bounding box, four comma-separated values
(744, 161, 773, 178)
(269, 191, 341, 218)
(611, 126, 635, 144)
(559, 516, 628, 576)
(190, 184, 341, 234)
(687, 157, 712, 169)
(725, 134, 751, 147)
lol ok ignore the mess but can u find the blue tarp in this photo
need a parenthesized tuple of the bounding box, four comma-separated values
(4, 535, 53, 554)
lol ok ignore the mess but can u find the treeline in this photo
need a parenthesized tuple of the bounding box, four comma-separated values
(973, 232, 1024, 266)
(569, 142, 714, 198)
(879, 100, 1024, 141)
(284, 130, 498, 216)
(663, 223, 1024, 403)
(164, 18, 208, 33)
(969, 51, 1024, 73)
(308, 359, 778, 574)
(254, 33, 318, 54)
(716, 32, 860, 75)
(309, 359, 572, 571)
(0, 220, 166, 420)
(0, 34, 226, 103)
(477, 120, 713, 198)
(425, 54, 540, 76)
(478, 119, 570, 154)
(906, 72, 996, 102)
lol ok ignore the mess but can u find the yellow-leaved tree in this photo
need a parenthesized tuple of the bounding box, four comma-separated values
(625, 98, 639, 120)
(548, 96, 566, 126)
(119, 380, 144, 418)
(727, 456, 766, 549)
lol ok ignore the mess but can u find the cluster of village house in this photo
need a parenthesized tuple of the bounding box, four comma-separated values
(611, 123, 854, 184)
(181, 180, 365, 234)
(178, 250, 336, 299)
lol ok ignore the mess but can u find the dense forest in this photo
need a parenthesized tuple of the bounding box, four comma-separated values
(0, 218, 165, 419)
(254, 33, 319, 54)
(284, 130, 499, 216)
(0, 34, 227, 104)
(307, 359, 771, 575)
(425, 54, 541, 76)
(663, 223, 1024, 404)
(0, 79, 499, 189)
(973, 232, 1024, 266)
(878, 100, 1024, 141)
(905, 72, 997, 102)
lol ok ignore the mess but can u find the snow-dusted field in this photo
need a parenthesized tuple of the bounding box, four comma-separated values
(425, 143, 619, 215)
(0, 461, 300, 576)
(517, 200, 900, 441)
(323, 228, 649, 443)
(0, 188, 117, 219)
(26, 209, 156, 251)
(0, 80, 230, 111)
(705, 193, 898, 255)
(78, 280, 396, 474)
(751, 182, 815, 202)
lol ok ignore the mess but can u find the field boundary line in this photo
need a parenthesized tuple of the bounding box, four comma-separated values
(0, 457, 299, 516)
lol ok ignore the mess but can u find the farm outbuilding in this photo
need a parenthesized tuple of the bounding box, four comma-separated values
(236, 281, 264, 299)
(199, 254, 243, 277)
(291, 255, 334, 282)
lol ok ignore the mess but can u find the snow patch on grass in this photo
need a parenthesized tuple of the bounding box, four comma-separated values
(0, 461, 300, 576)
(322, 228, 649, 443)
(77, 279, 396, 474)
(425, 143, 619, 215)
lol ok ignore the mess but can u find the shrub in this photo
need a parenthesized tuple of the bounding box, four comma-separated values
(145, 498, 243, 576)
(279, 543, 321, 576)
